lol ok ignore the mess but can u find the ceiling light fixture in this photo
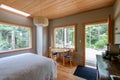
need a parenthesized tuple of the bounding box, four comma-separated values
(0, 4, 30, 17)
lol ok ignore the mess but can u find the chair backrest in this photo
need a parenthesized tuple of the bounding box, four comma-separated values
(68, 49, 74, 56)
(49, 47, 54, 55)
(49, 47, 51, 53)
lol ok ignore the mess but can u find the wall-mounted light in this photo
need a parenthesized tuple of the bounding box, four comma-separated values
(0, 4, 30, 17)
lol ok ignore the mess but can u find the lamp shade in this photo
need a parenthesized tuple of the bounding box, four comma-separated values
(33, 16, 49, 27)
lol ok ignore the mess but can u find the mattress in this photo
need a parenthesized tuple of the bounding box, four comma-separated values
(0, 53, 57, 80)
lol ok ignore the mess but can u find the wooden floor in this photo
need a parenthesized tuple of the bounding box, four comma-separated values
(56, 60, 85, 80)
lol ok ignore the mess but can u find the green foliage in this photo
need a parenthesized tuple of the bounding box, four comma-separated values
(0, 23, 30, 51)
(86, 23, 108, 49)
(55, 27, 75, 48)
(95, 40, 105, 49)
(0, 40, 10, 48)
(101, 34, 108, 44)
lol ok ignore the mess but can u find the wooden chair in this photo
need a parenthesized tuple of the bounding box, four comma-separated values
(49, 47, 57, 60)
(63, 49, 74, 67)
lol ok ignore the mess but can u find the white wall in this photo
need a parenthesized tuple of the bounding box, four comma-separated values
(36, 26, 48, 56)
(36, 26, 43, 56)
(113, 0, 120, 44)
(42, 27, 48, 56)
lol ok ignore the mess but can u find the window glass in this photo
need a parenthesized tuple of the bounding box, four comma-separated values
(66, 27, 75, 48)
(55, 28, 64, 48)
(54, 25, 75, 48)
(0, 23, 31, 52)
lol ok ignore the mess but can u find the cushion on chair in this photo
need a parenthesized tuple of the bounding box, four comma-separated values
(52, 52, 57, 55)
(64, 55, 72, 58)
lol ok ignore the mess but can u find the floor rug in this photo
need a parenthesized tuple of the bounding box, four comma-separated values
(73, 66, 97, 80)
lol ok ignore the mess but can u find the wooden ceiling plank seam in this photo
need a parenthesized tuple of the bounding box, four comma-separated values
(33, 4, 79, 19)
(11, 0, 34, 10)
(76, 0, 114, 8)
(21, 0, 45, 12)
(77, 2, 113, 10)
(32, 0, 77, 16)
(50, 5, 113, 20)
(26, 0, 61, 14)
(29, 0, 74, 14)
(0, 0, 34, 13)
(23, 0, 55, 13)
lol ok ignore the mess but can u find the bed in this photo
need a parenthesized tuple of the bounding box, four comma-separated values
(0, 53, 57, 80)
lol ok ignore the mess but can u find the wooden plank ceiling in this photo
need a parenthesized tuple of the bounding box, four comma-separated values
(0, 0, 115, 19)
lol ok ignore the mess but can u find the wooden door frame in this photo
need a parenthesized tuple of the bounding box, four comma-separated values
(82, 19, 111, 66)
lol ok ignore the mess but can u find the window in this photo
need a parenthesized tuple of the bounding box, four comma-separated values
(0, 23, 32, 52)
(53, 24, 76, 49)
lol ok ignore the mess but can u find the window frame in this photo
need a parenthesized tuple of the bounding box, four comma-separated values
(52, 24, 77, 51)
(0, 21, 33, 53)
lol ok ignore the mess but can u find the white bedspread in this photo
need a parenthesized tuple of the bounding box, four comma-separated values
(0, 53, 57, 80)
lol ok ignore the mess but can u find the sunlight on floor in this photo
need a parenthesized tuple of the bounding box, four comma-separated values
(85, 48, 104, 68)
